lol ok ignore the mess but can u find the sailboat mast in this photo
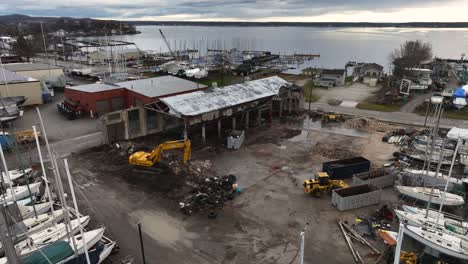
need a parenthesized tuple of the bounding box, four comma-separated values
(436, 138, 462, 223)
(425, 138, 446, 217)
(64, 159, 91, 264)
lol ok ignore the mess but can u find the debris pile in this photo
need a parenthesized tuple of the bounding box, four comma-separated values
(179, 174, 239, 218)
(345, 117, 392, 132)
(314, 142, 357, 159)
(382, 128, 418, 146)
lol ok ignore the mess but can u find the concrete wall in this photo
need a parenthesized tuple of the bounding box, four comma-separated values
(103, 106, 182, 143)
(16, 68, 64, 80)
(0, 81, 42, 105)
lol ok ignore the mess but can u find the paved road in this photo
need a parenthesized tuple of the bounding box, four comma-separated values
(309, 101, 468, 128)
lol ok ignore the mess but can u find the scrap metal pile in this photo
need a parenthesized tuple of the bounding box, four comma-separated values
(382, 128, 419, 146)
(179, 174, 239, 218)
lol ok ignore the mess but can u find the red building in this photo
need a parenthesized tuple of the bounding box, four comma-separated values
(64, 76, 208, 115)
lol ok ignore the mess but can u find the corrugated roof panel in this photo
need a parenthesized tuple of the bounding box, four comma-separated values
(161, 76, 291, 117)
(0, 69, 36, 84)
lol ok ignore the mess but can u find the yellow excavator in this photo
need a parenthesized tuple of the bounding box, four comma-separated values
(303, 172, 348, 197)
(129, 139, 191, 168)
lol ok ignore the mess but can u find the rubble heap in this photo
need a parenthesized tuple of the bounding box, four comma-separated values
(345, 117, 392, 132)
(314, 142, 358, 160)
(179, 174, 238, 218)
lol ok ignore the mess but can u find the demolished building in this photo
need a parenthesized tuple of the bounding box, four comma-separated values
(102, 76, 303, 143)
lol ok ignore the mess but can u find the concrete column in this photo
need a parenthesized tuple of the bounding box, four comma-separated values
(257, 110, 262, 126)
(217, 119, 222, 138)
(139, 107, 147, 136)
(157, 113, 165, 132)
(201, 123, 206, 143)
(245, 111, 249, 129)
(122, 111, 129, 140)
(183, 120, 188, 140)
(232, 116, 236, 130)
(279, 101, 283, 118)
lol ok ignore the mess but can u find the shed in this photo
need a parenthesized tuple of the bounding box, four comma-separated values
(65, 83, 125, 114)
(3, 63, 64, 80)
(0, 69, 41, 105)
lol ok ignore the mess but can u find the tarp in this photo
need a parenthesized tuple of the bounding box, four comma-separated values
(22, 241, 74, 264)
(447, 127, 468, 140)
(453, 87, 466, 98)
(462, 84, 468, 92)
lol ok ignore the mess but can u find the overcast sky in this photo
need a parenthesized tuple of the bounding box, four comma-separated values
(1, 0, 468, 22)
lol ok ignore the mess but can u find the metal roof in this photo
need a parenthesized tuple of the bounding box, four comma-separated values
(161, 76, 291, 117)
(117, 76, 206, 98)
(0, 69, 37, 84)
(66, 83, 123, 93)
(3, 63, 62, 72)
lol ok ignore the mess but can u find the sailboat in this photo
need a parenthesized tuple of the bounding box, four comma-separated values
(17, 201, 53, 219)
(15, 216, 90, 256)
(14, 234, 115, 264)
(395, 186, 465, 206)
(17, 209, 65, 237)
(18, 227, 105, 257)
(402, 168, 463, 189)
(2, 168, 32, 184)
(404, 225, 468, 260)
(396, 205, 468, 238)
(0, 182, 42, 204)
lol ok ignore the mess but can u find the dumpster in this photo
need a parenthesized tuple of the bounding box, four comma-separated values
(322, 156, 370, 179)
(332, 184, 381, 211)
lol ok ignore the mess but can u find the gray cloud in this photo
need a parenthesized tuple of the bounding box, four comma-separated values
(0, 0, 457, 20)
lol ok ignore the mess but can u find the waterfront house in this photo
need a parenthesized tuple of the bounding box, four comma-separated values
(313, 69, 346, 87)
(355, 63, 384, 78)
(345, 61, 357, 76)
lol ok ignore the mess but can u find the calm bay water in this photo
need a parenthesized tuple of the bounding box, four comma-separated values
(109, 26, 468, 71)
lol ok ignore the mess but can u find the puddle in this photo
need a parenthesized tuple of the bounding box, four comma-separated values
(287, 117, 368, 140)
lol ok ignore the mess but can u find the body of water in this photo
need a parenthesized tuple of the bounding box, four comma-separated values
(107, 26, 468, 72)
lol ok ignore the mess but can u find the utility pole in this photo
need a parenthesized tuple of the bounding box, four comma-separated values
(138, 223, 146, 264)
(393, 222, 405, 264)
(0, 206, 20, 264)
(299, 223, 309, 264)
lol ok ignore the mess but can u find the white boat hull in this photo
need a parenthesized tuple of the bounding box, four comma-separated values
(396, 186, 465, 206)
(404, 225, 468, 260)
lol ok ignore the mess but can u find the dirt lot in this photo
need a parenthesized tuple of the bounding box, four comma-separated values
(63, 115, 400, 264)
(314, 82, 381, 107)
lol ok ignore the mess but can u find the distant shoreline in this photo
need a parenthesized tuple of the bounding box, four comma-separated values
(128, 21, 468, 28)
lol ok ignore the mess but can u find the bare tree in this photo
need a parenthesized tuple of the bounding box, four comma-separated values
(391, 40, 433, 77)
(12, 35, 36, 62)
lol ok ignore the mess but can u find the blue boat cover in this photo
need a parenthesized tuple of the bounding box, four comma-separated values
(453, 87, 466, 98)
